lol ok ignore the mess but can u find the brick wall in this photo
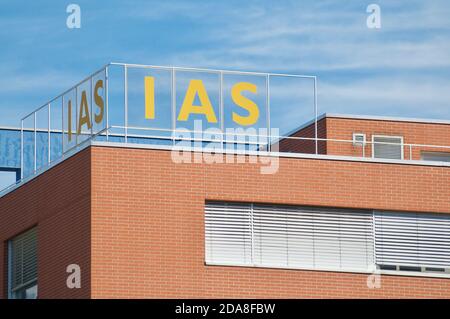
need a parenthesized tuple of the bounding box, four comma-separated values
(0, 148, 91, 299)
(90, 146, 450, 298)
(1, 141, 449, 299)
(280, 116, 450, 160)
(278, 118, 327, 154)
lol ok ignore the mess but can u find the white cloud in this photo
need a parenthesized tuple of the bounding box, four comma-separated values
(318, 76, 450, 118)
(2, 0, 449, 124)
(8, 1, 450, 74)
(0, 66, 81, 94)
(147, 0, 450, 120)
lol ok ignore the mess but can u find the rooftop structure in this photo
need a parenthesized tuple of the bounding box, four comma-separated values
(0, 63, 449, 299)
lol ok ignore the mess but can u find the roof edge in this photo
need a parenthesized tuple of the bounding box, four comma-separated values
(324, 113, 450, 125)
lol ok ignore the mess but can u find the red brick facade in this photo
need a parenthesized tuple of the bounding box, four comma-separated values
(90, 146, 450, 299)
(325, 116, 450, 159)
(1, 125, 450, 298)
(0, 149, 91, 299)
(278, 118, 327, 154)
(280, 115, 450, 159)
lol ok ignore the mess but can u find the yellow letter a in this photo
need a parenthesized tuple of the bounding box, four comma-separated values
(177, 79, 218, 123)
(77, 91, 92, 135)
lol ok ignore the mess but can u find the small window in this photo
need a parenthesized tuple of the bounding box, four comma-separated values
(421, 151, 450, 163)
(425, 267, 446, 273)
(398, 266, 422, 272)
(8, 227, 38, 299)
(378, 264, 397, 271)
(372, 135, 403, 160)
(352, 133, 366, 146)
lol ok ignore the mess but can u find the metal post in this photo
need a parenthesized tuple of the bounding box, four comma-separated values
(75, 86, 78, 148)
(124, 65, 128, 143)
(220, 71, 224, 151)
(48, 103, 51, 164)
(105, 66, 109, 141)
(266, 74, 271, 152)
(90, 76, 94, 138)
(410, 144, 412, 160)
(62, 95, 65, 155)
(171, 68, 176, 146)
(20, 119, 24, 179)
(314, 76, 318, 155)
(34, 112, 37, 173)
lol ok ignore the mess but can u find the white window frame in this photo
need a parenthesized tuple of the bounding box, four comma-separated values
(371, 135, 404, 160)
(7, 240, 12, 299)
(8, 228, 38, 299)
(205, 202, 375, 273)
(352, 133, 366, 146)
(421, 151, 450, 162)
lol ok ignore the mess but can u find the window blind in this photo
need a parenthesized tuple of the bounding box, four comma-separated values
(373, 136, 403, 160)
(374, 211, 450, 269)
(253, 205, 374, 271)
(10, 227, 38, 290)
(205, 202, 374, 272)
(205, 202, 253, 265)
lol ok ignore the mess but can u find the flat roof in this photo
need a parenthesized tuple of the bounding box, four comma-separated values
(323, 113, 450, 125)
(286, 113, 450, 137)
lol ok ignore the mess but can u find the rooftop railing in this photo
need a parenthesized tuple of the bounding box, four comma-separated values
(1, 62, 449, 197)
(103, 125, 450, 161)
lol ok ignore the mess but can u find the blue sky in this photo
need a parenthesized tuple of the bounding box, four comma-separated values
(0, 0, 449, 127)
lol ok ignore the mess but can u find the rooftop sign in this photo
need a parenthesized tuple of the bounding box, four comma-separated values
(19, 63, 317, 179)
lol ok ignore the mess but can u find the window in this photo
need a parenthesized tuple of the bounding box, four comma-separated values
(8, 227, 38, 299)
(372, 135, 403, 160)
(205, 202, 374, 272)
(352, 133, 366, 146)
(374, 211, 450, 272)
(205, 202, 253, 265)
(205, 202, 450, 277)
(421, 151, 450, 163)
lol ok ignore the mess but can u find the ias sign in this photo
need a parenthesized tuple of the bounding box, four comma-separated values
(67, 68, 271, 145)
(144, 77, 260, 126)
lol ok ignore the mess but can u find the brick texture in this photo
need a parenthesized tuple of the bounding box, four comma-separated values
(1, 120, 449, 298)
(0, 148, 91, 299)
(278, 118, 327, 154)
(283, 116, 450, 159)
(326, 117, 450, 160)
(90, 146, 450, 298)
